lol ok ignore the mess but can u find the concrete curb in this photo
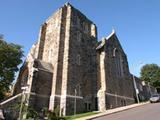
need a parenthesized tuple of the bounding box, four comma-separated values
(76, 102, 149, 120)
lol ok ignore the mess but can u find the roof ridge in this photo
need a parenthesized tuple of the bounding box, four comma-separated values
(106, 29, 115, 40)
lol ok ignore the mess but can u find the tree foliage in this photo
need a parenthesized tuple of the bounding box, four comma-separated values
(140, 64, 160, 88)
(0, 36, 24, 100)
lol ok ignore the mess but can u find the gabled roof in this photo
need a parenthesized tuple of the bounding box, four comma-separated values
(106, 29, 116, 40)
(96, 29, 115, 50)
(96, 29, 126, 56)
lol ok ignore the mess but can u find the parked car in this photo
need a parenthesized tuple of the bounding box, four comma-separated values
(150, 94, 160, 103)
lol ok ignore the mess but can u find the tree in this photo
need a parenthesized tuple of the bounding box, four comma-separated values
(140, 64, 160, 88)
(0, 36, 24, 101)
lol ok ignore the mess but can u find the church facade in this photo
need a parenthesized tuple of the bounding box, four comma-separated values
(14, 3, 135, 116)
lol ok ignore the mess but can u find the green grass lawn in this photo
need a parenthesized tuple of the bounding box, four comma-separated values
(25, 111, 99, 120)
(64, 111, 99, 120)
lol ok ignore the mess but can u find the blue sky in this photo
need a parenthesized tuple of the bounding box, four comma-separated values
(0, 0, 160, 77)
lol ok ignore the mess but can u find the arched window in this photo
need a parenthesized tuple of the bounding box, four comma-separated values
(113, 48, 117, 57)
(113, 48, 124, 77)
(77, 31, 81, 42)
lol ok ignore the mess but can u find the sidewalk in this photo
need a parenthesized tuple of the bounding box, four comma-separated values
(76, 102, 149, 120)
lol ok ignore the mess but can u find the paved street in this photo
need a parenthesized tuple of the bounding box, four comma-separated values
(93, 103, 160, 120)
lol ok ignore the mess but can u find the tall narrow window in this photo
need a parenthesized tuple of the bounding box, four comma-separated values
(72, 15, 77, 26)
(114, 49, 124, 77)
(77, 31, 81, 42)
(76, 84, 81, 96)
(115, 55, 121, 76)
(119, 55, 124, 76)
(77, 54, 81, 65)
(77, 17, 80, 28)
(83, 22, 88, 34)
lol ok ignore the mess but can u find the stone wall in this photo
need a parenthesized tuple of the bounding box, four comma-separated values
(12, 3, 144, 117)
(97, 32, 135, 110)
(133, 75, 158, 102)
(133, 75, 145, 102)
(43, 5, 68, 111)
(13, 63, 29, 95)
(63, 4, 98, 115)
(36, 24, 47, 60)
(29, 70, 53, 112)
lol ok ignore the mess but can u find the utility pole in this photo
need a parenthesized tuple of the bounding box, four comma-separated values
(115, 92, 118, 107)
(131, 61, 144, 103)
(132, 75, 140, 103)
(74, 89, 77, 115)
(148, 82, 152, 97)
(18, 86, 29, 120)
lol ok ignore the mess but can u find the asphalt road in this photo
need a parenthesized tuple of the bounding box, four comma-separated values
(93, 103, 160, 120)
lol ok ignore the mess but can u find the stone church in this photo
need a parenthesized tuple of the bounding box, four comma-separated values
(13, 3, 135, 116)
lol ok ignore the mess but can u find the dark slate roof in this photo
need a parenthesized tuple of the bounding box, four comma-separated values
(34, 59, 53, 73)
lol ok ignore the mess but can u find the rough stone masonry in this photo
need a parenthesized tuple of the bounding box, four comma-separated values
(13, 3, 135, 116)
